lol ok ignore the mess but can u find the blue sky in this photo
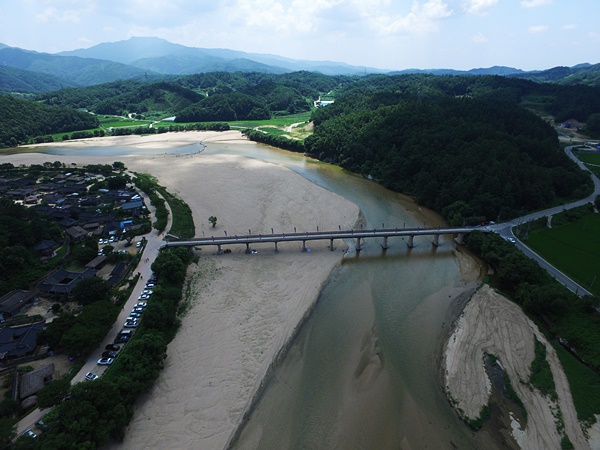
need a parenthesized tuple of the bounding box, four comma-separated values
(1, 0, 598, 71)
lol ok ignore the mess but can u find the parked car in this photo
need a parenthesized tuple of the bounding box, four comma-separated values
(135, 302, 147, 308)
(129, 311, 141, 318)
(136, 241, 142, 248)
(105, 344, 120, 351)
(143, 289, 153, 295)
(145, 282, 156, 288)
(124, 321, 138, 328)
(102, 351, 118, 358)
(114, 330, 132, 343)
(85, 372, 99, 381)
(133, 307, 144, 313)
(23, 429, 37, 439)
(97, 357, 114, 365)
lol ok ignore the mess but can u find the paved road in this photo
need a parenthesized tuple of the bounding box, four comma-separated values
(15, 184, 173, 436)
(489, 146, 600, 297)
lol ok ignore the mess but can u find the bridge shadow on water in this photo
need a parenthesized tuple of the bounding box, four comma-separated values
(341, 242, 457, 266)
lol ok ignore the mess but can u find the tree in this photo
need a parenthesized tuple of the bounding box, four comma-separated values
(208, 215, 217, 228)
(72, 276, 111, 305)
(37, 378, 71, 408)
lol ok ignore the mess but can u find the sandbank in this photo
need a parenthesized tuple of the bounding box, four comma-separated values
(2, 131, 360, 449)
(445, 285, 588, 450)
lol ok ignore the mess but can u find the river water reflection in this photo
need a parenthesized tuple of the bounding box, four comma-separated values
(10, 140, 493, 449)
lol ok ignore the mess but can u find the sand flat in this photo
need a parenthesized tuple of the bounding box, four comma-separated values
(2, 131, 360, 449)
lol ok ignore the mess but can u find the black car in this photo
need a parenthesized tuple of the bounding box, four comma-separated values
(105, 344, 120, 351)
(102, 351, 118, 358)
(114, 335, 130, 344)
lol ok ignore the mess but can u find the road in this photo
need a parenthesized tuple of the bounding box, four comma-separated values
(489, 145, 600, 297)
(15, 183, 173, 436)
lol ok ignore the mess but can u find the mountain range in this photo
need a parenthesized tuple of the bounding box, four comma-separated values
(1, 36, 599, 93)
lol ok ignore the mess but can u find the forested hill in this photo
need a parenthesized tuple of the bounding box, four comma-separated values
(305, 94, 593, 224)
(0, 95, 98, 148)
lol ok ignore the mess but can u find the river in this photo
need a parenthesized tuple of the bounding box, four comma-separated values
(12, 140, 496, 449)
(198, 142, 496, 450)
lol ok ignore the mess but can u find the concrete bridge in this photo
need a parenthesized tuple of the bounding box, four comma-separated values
(162, 226, 481, 254)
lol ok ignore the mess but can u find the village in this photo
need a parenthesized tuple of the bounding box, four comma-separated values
(0, 161, 151, 419)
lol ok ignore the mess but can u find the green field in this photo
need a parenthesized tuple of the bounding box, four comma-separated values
(98, 116, 153, 128)
(574, 151, 600, 165)
(229, 111, 312, 129)
(524, 212, 600, 296)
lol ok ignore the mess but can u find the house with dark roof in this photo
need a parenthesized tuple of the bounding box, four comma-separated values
(33, 239, 57, 257)
(37, 268, 96, 296)
(19, 363, 55, 399)
(108, 261, 130, 285)
(86, 255, 107, 270)
(0, 290, 37, 320)
(65, 225, 88, 241)
(0, 321, 44, 360)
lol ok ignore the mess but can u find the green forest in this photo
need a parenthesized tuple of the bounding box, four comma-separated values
(0, 95, 98, 148)
(3, 70, 600, 149)
(305, 94, 592, 223)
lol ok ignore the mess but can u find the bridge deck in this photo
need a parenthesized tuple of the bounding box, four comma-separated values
(163, 226, 480, 249)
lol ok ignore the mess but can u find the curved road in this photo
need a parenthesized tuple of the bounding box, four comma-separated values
(490, 145, 600, 297)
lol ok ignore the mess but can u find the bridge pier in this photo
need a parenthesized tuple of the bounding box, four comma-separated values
(381, 236, 389, 249)
(302, 240, 307, 252)
(432, 235, 439, 246)
(217, 244, 223, 255)
(330, 238, 334, 250)
(274, 241, 278, 252)
(245, 243, 251, 254)
(407, 235, 414, 248)
(355, 237, 362, 251)
(454, 233, 466, 245)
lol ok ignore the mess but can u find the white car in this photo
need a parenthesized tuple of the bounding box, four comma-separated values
(23, 429, 37, 439)
(507, 237, 516, 243)
(85, 372, 99, 381)
(124, 319, 138, 328)
(97, 357, 113, 365)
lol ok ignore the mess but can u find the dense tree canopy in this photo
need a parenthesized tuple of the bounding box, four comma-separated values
(306, 95, 592, 223)
(0, 95, 98, 147)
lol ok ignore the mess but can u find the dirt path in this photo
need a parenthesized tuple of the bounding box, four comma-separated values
(445, 285, 588, 449)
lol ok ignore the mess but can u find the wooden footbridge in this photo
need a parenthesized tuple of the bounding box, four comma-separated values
(162, 226, 483, 253)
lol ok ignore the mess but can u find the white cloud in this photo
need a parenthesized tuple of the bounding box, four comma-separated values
(368, 0, 453, 35)
(462, 0, 497, 15)
(232, 0, 345, 33)
(561, 23, 576, 31)
(471, 31, 487, 43)
(528, 25, 548, 34)
(521, 0, 552, 8)
(35, 6, 80, 23)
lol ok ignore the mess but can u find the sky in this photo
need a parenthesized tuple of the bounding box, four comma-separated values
(1, 0, 599, 71)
